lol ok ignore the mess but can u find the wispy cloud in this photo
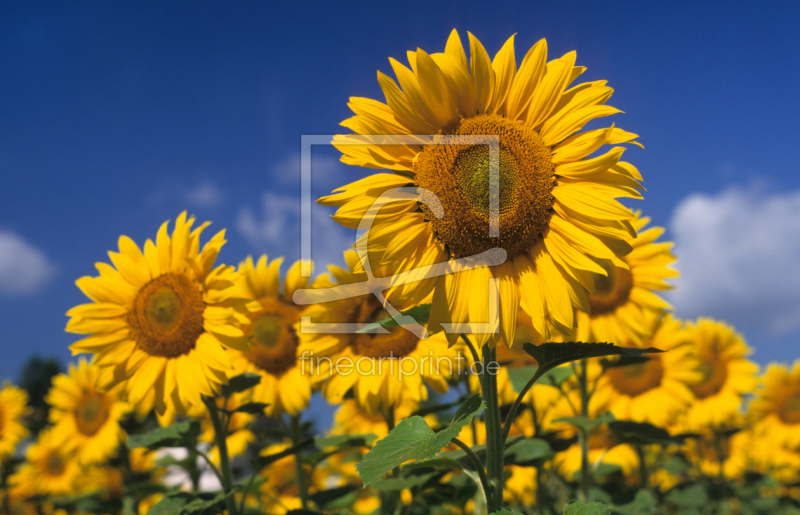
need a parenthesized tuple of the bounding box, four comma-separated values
(668, 185, 800, 335)
(0, 230, 56, 295)
(147, 179, 226, 209)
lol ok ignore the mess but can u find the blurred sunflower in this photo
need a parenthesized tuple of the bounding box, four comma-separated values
(751, 361, 800, 448)
(680, 319, 758, 431)
(323, 29, 644, 347)
(46, 358, 130, 465)
(228, 256, 313, 417)
(684, 427, 750, 480)
(330, 396, 420, 440)
(574, 212, 677, 345)
(298, 250, 463, 414)
(10, 429, 81, 496)
(258, 441, 325, 515)
(592, 314, 700, 427)
(66, 212, 250, 421)
(0, 382, 30, 463)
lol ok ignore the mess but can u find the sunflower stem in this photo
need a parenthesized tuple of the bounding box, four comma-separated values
(578, 359, 591, 502)
(452, 437, 493, 508)
(290, 414, 310, 511)
(477, 339, 504, 512)
(203, 395, 238, 515)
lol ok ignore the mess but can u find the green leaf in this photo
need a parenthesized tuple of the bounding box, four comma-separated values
(504, 438, 554, 465)
(356, 398, 485, 486)
(127, 421, 199, 450)
(523, 342, 664, 381)
(401, 457, 464, 472)
(357, 303, 431, 333)
(148, 493, 192, 515)
(608, 421, 684, 446)
(309, 485, 359, 509)
(491, 510, 525, 515)
(452, 394, 483, 424)
(148, 490, 236, 515)
(664, 484, 708, 508)
(315, 433, 377, 450)
(221, 372, 261, 396)
(610, 490, 657, 515)
(600, 355, 651, 371)
(563, 501, 611, 515)
(230, 402, 269, 414)
(554, 412, 615, 433)
(371, 472, 438, 491)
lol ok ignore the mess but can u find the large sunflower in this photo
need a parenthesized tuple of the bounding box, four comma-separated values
(67, 212, 250, 421)
(46, 358, 130, 465)
(227, 256, 313, 417)
(323, 29, 644, 347)
(679, 319, 758, 431)
(298, 250, 464, 415)
(573, 211, 678, 345)
(592, 314, 700, 427)
(751, 361, 800, 448)
(0, 382, 29, 463)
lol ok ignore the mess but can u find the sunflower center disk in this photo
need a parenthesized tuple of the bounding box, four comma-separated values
(588, 262, 634, 315)
(128, 273, 205, 358)
(244, 300, 300, 377)
(352, 298, 418, 359)
(690, 359, 728, 399)
(75, 393, 109, 436)
(415, 113, 555, 260)
(46, 451, 66, 476)
(781, 394, 800, 424)
(606, 357, 664, 396)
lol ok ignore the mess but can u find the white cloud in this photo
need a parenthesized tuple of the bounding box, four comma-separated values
(156, 447, 221, 492)
(237, 191, 355, 269)
(147, 180, 226, 209)
(0, 230, 55, 295)
(668, 185, 800, 335)
(183, 181, 225, 207)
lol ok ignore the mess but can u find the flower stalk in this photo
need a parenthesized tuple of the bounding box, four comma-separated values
(203, 396, 238, 515)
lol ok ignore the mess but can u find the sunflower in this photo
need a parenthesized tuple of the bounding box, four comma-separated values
(330, 396, 421, 440)
(0, 382, 30, 463)
(684, 427, 750, 480)
(751, 361, 800, 448)
(66, 212, 250, 421)
(10, 429, 82, 497)
(298, 250, 464, 415)
(258, 441, 325, 515)
(227, 256, 313, 417)
(323, 29, 644, 348)
(45, 358, 130, 464)
(573, 212, 678, 346)
(592, 314, 700, 427)
(678, 319, 758, 431)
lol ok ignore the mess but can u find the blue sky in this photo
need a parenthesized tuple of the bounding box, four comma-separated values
(2, 0, 800, 390)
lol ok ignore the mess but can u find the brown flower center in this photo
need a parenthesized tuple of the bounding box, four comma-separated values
(75, 391, 110, 436)
(243, 298, 300, 377)
(415, 113, 555, 260)
(690, 357, 729, 400)
(781, 394, 800, 424)
(128, 273, 205, 358)
(588, 261, 633, 316)
(351, 297, 419, 358)
(45, 450, 66, 476)
(606, 357, 664, 396)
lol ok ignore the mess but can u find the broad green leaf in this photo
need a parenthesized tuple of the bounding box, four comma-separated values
(504, 438, 554, 465)
(411, 398, 468, 418)
(608, 420, 684, 446)
(357, 303, 431, 333)
(356, 399, 485, 486)
(664, 484, 708, 508)
(315, 433, 377, 450)
(371, 472, 438, 491)
(181, 490, 237, 514)
(148, 493, 192, 515)
(600, 355, 651, 371)
(221, 372, 261, 396)
(563, 501, 610, 514)
(127, 421, 198, 450)
(610, 490, 657, 515)
(451, 394, 483, 424)
(554, 412, 615, 433)
(232, 402, 270, 414)
(523, 342, 664, 380)
(401, 457, 464, 472)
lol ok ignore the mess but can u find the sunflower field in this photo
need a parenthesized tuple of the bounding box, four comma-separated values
(4, 29, 800, 515)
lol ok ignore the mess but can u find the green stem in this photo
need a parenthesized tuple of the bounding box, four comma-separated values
(291, 414, 310, 510)
(635, 445, 648, 489)
(578, 359, 590, 502)
(452, 437, 493, 508)
(203, 396, 238, 515)
(476, 339, 503, 512)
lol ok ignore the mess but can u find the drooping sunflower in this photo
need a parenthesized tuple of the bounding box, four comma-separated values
(45, 358, 130, 465)
(10, 429, 82, 496)
(750, 361, 800, 448)
(66, 212, 250, 421)
(592, 314, 700, 427)
(573, 211, 678, 346)
(298, 250, 464, 415)
(679, 319, 758, 431)
(227, 256, 313, 417)
(0, 382, 30, 463)
(323, 29, 644, 347)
